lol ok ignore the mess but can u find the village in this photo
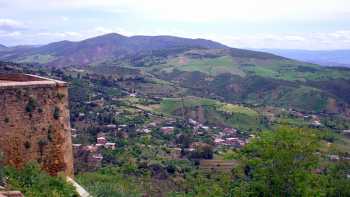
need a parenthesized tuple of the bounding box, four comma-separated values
(69, 91, 350, 172)
(71, 115, 250, 171)
(1, 60, 349, 196)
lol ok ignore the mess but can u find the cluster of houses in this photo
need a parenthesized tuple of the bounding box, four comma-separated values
(72, 134, 116, 171)
(137, 118, 177, 135)
(138, 117, 250, 149)
(325, 154, 350, 168)
(214, 127, 249, 148)
(288, 108, 324, 127)
(188, 118, 210, 135)
(96, 136, 116, 150)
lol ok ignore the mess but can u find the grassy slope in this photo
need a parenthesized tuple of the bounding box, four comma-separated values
(149, 51, 350, 82)
(170, 56, 245, 77)
(160, 97, 257, 116)
(243, 86, 329, 112)
(15, 54, 57, 64)
(144, 50, 350, 114)
(239, 60, 350, 81)
(160, 97, 261, 130)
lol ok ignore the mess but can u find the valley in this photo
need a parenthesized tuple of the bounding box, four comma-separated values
(1, 33, 350, 196)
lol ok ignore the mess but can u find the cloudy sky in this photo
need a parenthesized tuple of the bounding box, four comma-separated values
(1, 0, 350, 49)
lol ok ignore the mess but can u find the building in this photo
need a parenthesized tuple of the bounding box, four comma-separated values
(105, 142, 116, 150)
(160, 126, 175, 135)
(105, 124, 117, 129)
(223, 128, 237, 135)
(343, 130, 350, 136)
(142, 128, 152, 133)
(72, 144, 82, 154)
(0, 74, 74, 176)
(225, 137, 246, 147)
(311, 120, 322, 127)
(188, 118, 198, 125)
(214, 138, 225, 145)
(97, 137, 108, 145)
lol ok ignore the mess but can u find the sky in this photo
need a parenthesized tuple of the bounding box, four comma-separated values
(1, 0, 350, 50)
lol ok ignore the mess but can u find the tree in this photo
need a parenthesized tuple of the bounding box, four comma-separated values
(324, 158, 350, 196)
(231, 127, 325, 197)
(176, 134, 192, 149)
(189, 144, 213, 160)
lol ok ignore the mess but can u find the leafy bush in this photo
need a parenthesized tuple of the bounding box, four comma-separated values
(57, 93, 65, 101)
(189, 145, 213, 160)
(25, 97, 38, 113)
(5, 162, 78, 197)
(168, 171, 231, 197)
(76, 167, 142, 197)
(231, 127, 325, 196)
(53, 106, 61, 120)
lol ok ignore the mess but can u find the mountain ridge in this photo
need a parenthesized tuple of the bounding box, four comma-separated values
(0, 33, 287, 66)
(0, 44, 7, 50)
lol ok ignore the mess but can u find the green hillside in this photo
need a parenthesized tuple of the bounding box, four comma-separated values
(149, 49, 350, 82)
(160, 97, 262, 130)
(2, 33, 350, 116)
(154, 55, 246, 77)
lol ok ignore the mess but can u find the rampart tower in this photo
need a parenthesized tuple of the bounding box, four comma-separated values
(0, 74, 73, 176)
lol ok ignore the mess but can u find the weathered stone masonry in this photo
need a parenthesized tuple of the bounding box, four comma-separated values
(0, 74, 74, 176)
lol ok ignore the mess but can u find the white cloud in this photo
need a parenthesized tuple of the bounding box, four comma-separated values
(2, 0, 350, 23)
(1, 0, 350, 49)
(215, 30, 350, 49)
(0, 30, 22, 37)
(8, 27, 135, 45)
(2, 26, 350, 49)
(36, 31, 82, 38)
(0, 18, 26, 32)
(60, 16, 69, 22)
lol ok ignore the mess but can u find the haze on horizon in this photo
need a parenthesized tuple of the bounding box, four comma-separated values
(1, 0, 350, 50)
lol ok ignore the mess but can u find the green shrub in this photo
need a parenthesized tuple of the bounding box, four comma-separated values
(25, 97, 38, 113)
(77, 168, 142, 197)
(5, 162, 78, 197)
(231, 127, 323, 196)
(47, 125, 54, 142)
(53, 106, 61, 120)
(57, 93, 65, 101)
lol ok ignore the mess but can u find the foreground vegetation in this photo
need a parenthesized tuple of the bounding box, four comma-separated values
(76, 127, 350, 196)
(232, 127, 350, 197)
(1, 162, 77, 197)
(1, 61, 349, 196)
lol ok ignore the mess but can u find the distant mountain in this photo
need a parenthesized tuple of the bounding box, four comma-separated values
(0, 33, 230, 66)
(0, 33, 291, 67)
(0, 44, 7, 50)
(258, 49, 350, 68)
(2, 33, 350, 116)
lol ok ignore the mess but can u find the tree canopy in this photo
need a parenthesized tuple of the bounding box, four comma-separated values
(231, 127, 350, 197)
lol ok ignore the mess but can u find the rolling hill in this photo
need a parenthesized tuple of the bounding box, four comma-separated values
(1, 33, 350, 116)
